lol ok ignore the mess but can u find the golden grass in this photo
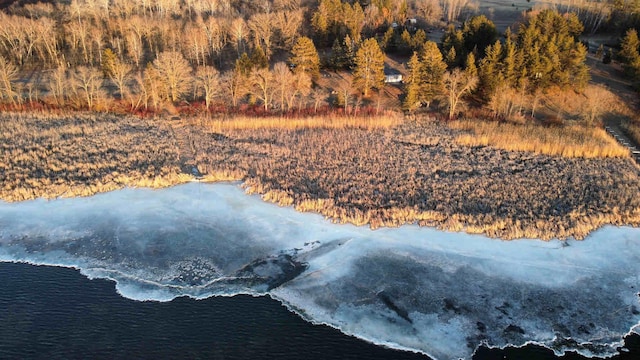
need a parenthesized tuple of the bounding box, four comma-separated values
(193, 113, 402, 132)
(449, 120, 630, 158)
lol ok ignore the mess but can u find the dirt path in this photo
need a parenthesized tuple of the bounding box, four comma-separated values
(168, 117, 203, 178)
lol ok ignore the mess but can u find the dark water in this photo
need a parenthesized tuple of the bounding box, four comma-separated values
(0, 262, 638, 360)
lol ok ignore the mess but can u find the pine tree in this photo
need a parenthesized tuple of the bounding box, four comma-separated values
(461, 15, 498, 58)
(330, 38, 346, 69)
(343, 34, 357, 69)
(619, 28, 640, 79)
(419, 41, 447, 108)
(479, 40, 502, 97)
(402, 51, 421, 111)
(250, 46, 269, 69)
(235, 53, 253, 76)
(465, 52, 477, 78)
(441, 24, 464, 68)
(352, 38, 385, 97)
(101, 48, 118, 78)
(290, 36, 320, 81)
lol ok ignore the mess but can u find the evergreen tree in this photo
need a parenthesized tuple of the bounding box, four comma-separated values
(330, 38, 347, 69)
(343, 34, 357, 69)
(382, 27, 396, 52)
(514, 9, 589, 93)
(353, 38, 385, 97)
(290, 36, 321, 81)
(235, 52, 253, 76)
(402, 51, 421, 111)
(461, 15, 498, 58)
(619, 28, 640, 79)
(464, 52, 477, 78)
(419, 41, 447, 108)
(441, 24, 464, 67)
(101, 48, 118, 78)
(479, 40, 503, 97)
(250, 46, 269, 69)
(411, 30, 427, 51)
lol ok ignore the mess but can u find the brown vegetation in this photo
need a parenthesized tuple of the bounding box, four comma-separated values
(0, 112, 186, 201)
(197, 113, 401, 131)
(449, 120, 630, 158)
(175, 117, 640, 240)
(2, 112, 639, 240)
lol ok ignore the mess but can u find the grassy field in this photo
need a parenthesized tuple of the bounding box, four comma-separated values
(449, 120, 630, 158)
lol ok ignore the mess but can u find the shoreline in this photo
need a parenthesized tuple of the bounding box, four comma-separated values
(1, 112, 639, 240)
(1, 183, 640, 359)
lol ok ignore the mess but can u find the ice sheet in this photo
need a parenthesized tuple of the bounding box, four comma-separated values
(0, 183, 638, 359)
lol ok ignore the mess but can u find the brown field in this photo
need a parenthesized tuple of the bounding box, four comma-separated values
(449, 120, 630, 158)
(2, 112, 639, 240)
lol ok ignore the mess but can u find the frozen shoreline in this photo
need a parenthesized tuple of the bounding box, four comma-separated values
(1, 182, 639, 359)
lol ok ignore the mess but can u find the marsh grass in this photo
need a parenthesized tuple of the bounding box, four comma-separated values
(0, 112, 185, 201)
(2, 111, 640, 240)
(182, 121, 640, 240)
(193, 113, 402, 131)
(449, 120, 630, 158)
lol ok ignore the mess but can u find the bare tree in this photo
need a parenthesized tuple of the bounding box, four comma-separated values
(272, 62, 293, 110)
(153, 51, 193, 103)
(46, 65, 69, 106)
(194, 65, 220, 109)
(72, 66, 105, 110)
(204, 17, 227, 64)
(488, 84, 525, 121)
(414, 0, 444, 26)
(440, 0, 469, 23)
(220, 70, 247, 108)
(103, 51, 133, 104)
(248, 13, 274, 59)
(581, 84, 614, 126)
(288, 72, 311, 111)
(0, 55, 20, 105)
(184, 18, 209, 66)
(336, 79, 353, 113)
(273, 10, 304, 50)
(443, 68, 478, 119)
(310, 88, 326, 113)
(250, 67, 275, 111)
(228, 17, 248, 56)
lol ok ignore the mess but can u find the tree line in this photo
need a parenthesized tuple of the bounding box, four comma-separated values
(0, 0, 595, 119)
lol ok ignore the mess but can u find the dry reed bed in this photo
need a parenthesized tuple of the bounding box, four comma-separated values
(0, 112, 185, 201)
(182, 119, 640, 240)
(449, 120, 630, 158)
(195, 113, 403, 131)
(2, 113, 639, 240)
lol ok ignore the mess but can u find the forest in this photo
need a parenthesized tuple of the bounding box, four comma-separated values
(0, 0, 637, 121)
